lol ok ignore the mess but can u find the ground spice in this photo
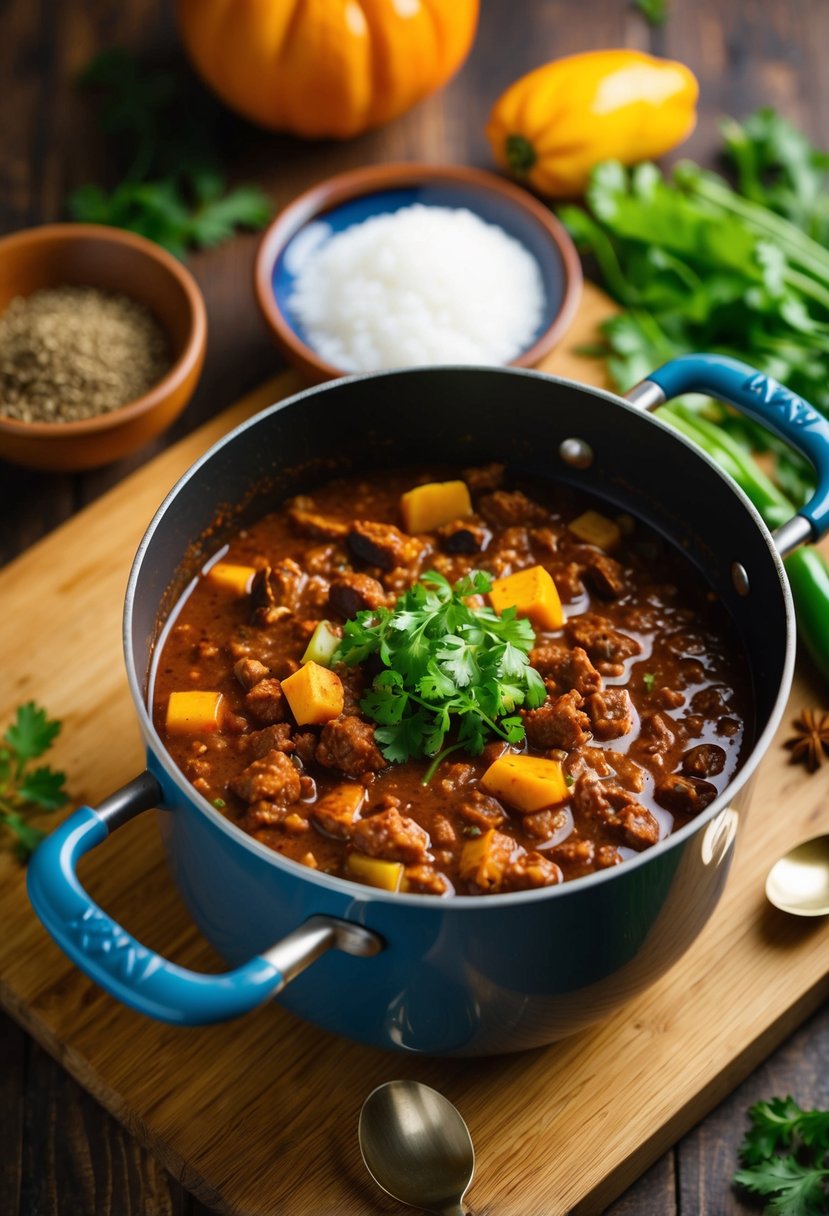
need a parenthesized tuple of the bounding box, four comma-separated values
(0, 285, 171, 423)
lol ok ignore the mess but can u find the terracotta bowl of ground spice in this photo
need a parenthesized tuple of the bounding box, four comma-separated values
(0, 224, 207, 471)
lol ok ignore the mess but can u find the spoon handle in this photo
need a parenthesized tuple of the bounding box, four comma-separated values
(436, 1206, 467, 1216)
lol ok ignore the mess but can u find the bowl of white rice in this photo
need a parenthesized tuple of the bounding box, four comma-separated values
(254, 163, 582, 382)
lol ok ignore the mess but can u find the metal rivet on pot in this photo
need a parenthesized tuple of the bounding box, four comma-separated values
(559, 438, 594, 469)
(731, 562, 750, 596)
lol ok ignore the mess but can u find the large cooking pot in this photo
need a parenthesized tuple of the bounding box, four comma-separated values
(27, 355, 829, 1055)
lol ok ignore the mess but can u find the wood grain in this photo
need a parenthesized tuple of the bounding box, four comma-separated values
(1, 284, 829, 1216)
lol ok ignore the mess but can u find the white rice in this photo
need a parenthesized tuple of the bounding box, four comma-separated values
(287, 204, 546, 372)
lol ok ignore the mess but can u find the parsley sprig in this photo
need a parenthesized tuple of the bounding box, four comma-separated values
(0, 703, 68, 861)
(336, 571, 546, 780)
(734, 1097, 829, 1215)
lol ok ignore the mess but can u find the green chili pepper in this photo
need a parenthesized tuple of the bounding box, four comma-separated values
(660, 403, 829, 682)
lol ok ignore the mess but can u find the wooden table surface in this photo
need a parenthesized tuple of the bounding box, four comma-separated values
(2, 1, 828, 1213)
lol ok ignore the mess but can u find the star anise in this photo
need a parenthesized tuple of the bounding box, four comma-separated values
(785, 708, 829, 772)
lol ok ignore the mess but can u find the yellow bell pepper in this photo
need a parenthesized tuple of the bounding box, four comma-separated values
(486, 49, 698, 198)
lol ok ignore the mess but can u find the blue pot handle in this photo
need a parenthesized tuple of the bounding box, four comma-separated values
(637, 354, 829, 542)
(27, 774, 381, 1025)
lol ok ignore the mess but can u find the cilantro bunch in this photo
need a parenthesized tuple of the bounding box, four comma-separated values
(68, 50, 272, 257)
(734, 1096, 829, 1215)
(559, 108, 829, 504)
(336, 571, 546, 780)
(0, 703, 68, 861)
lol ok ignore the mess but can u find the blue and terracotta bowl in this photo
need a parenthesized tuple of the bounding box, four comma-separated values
(254, 163, 582, 381)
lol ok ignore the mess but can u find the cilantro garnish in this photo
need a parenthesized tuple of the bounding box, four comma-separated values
(734, 1096, 829, 1214)
(643, 672, 656, 692)
(0, 702, 68, 861)
(336, 570, 546, 782)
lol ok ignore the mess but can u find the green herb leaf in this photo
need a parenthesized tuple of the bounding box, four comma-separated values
(0, 702, 67, 863)
(4, 702, 61, 762)
(632, 0, 668, 25)
(337, 571, 545, 775)
(18, 766, 68, 811)
(734, 1156, 829, 1215)
(734, 1097, 829, 1216)
(68, 49, 272, 254)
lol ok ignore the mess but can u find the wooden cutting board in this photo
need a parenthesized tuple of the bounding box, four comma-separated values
(2, 282, 828, 1216)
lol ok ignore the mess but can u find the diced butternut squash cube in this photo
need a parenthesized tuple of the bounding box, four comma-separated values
(488, 565, 563, 631)
(281, 661, 344, 726)
(205, 562, 256, 596)
(165, 691, 224, 735)
(301, 620, 341, 667)
(309, 783, 366, 837)
(346, 852, 404, 891)
(458, 829, 514, 892)
(481, 754, 570, 813)
(568, 510, 621, 552)
(400, 480, 472, 533)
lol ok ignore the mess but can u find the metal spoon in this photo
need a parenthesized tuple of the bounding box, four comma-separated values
(766, 834, 829, 916)
(359, 1080, 475, 1216)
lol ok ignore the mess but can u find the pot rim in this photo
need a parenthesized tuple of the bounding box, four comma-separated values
(124, 363, 796, 911)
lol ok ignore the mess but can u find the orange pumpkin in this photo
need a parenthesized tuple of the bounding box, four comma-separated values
(176, 0, 480, 140)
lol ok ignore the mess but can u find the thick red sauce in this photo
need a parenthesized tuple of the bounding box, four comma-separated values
(151, 464, 752, 897)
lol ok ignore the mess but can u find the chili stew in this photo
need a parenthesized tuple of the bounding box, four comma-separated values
(152, 465, 752, 897)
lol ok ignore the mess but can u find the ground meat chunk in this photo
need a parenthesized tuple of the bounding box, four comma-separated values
(287, 506, 349, 540)
(347, 520, 423, 571)
(457, 790, 507, 830)
(531, 644, 603, 697)
(233, 657, 270, 690)
(436, 519, 489, 553)
(572, 772, 632, 820)
(403, 865, 449, 895)
(334, 663, 365, 715)
(431, 814, 457, 846)
(565, 746, 614, 781)
(655, 773, 718, 816)
(522, 806, 571, 842)
(682, 743, 727, 777)
(238, 800, 290, 831)
(613, 805, 660, 850)
(244, 678, 288, 724)
(523, 689, 591, 752)
(436, 763, 475, 796)
(478, 490, 548, 528)
(530, 526, 559, 554)
(481, 739, 509, 766)
(316, 715, 386, 778)
(653, 686, 685, 710)
(596, 845, 622, 869)
(230, 750, 301, 806)
(690, 687, 731, 719)
(640, 712, 679, 760)
(463, 462, 504, 493)
(328, 572, 387, 618)
(586, 688, 634, 741)
(583, 552, 627, 599)
(605, 752, 646, 793)
(293, 730, 318, 767)
(547, 837, 595, 872)
(250, 559, 305, 623)
(246, 723, 294, 759)
(502, 852, 563, 890)
(565, 613, 641, 672)
(351, 806, 429, 864)
(551, 562, 584, 602)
